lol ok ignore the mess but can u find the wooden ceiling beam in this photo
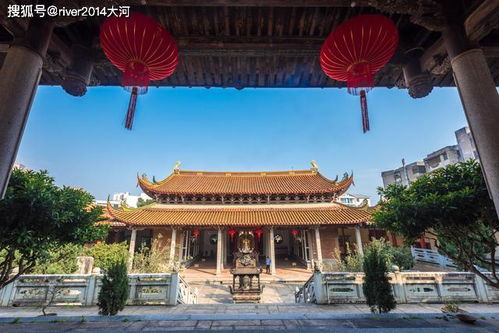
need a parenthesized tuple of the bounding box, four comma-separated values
(421, 0, 499, 72)
(0, 18, 26, 38)
(175, 36, 326, 45)
(90, 40, 322, 61)
(179, 46, 320, 57)
(175, 36, 323, 57)
(465, 0, 499, 42)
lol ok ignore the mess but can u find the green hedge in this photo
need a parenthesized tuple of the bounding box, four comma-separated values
(82, 242, 128, 271)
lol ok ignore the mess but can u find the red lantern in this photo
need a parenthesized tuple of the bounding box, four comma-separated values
(254, 229, 263, 242)
(291, 229, 299, 239)
(228, 229, 237, 242)
(193, 230, 200, 238)
(100, 12, 178, 129)
(320, 14, 399, 132)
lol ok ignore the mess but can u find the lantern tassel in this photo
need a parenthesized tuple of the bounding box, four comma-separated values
(125, 87, 138, 130)
(360, 90, 370, 133)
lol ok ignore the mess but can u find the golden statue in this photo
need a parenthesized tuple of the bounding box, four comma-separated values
(173, 161, 182, 173)
(238, 231, 255, 253)
(310, 160, 319, 171)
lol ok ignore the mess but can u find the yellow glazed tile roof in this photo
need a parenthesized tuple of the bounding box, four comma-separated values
(138, 169, 353, 196)
(105, 202, 371, 227)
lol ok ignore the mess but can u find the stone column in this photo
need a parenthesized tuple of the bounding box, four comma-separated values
(223, 231, 229, 267)
(269, 227, 276, 275)
(443, 25, 499, 217)
(0, 18, 54, 198)
(216, 227, 223, 275)
(355, 226, 364, 256)
(314, 227, 323, 263)
(265, 229, 270, 257)
(128, 229, 137, 271)
(169, 228, 177, 264)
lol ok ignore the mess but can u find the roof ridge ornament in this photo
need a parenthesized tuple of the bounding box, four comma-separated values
(173, 161, 181, 174)
(310, 160, 319, 172)
(120, 200, 130, 211)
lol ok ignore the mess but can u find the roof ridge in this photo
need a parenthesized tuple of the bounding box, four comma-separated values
(137, 167, 354, 197)
(145, 205, 348, 212)
(176, 169, 317, 176)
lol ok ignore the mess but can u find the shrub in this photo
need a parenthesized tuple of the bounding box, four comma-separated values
(389, 246, 414, 270)
(364, 238, 414, 271)
(82, 242, 128, 271)
(343, 243, 364, 272)
(329, 244, 364, 272)
(362, 241, 396, 313)
(97, 259, 129, 316)
(325, 238, 413, 273)
(132, 239, 170, 273)
(32, 243, 83, 274)
(326, 248, 346, 272)
(442, 301, 461, 313)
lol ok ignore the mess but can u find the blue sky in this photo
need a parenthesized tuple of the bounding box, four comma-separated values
(16, 86, 468, 203)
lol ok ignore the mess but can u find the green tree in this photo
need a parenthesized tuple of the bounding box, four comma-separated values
(97, 259, 129, 316)
(137, 197, 155, 207)
(362, 241, 396, 313)
(373, 160, 499, 287)
(390, 246, 414, 270)
(0, 169, 109, 288)
(328, 240, 413, 273)
(32, 243, 83, 274)
(82, 242, 128, 271)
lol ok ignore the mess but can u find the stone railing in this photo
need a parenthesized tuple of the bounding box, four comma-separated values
(0, 273, 197, 307)
(294, 274, 316, 303)
(177, 274, 197, 304)
(296, 271, 499, 304)
(411, 247, 457, 268)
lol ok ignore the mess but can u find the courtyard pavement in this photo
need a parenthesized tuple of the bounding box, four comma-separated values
(190, 281, 301, 303)
(182, 259, 311, 284)
(1, 304, 499, 331)
(0, 262, 483, 331)
(183, 261, 452, 304)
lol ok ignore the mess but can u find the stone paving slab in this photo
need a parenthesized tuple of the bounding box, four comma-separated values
(1, 303, 499, 318)
(1, 317, 499, 332)
(1, 303, 499, 332)
(189, 282, 301, 304)
(1, 311, 499, 324)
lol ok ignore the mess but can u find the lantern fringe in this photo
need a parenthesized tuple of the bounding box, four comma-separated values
(360, 90, 370, 133)
(125, 87, 138, 130)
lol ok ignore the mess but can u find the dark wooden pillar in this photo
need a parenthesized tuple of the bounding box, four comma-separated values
(419, 236, 426, 249)
(402, 48, 433, 98)
(61, 44, 94, 97)
(0, 18, 54, 198)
